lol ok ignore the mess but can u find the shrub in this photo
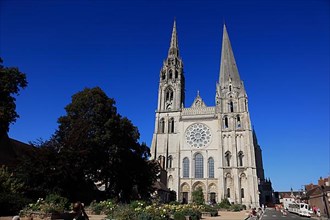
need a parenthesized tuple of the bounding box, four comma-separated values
(137, 212, 153, 220)
(192, 187, 204, 205)
(0, 192, 31, 215)
(173, 211, 185, 220)
(202, 205, 218, 216)
(43, 193, 69, 213)
(90, 200, 116, 215)
(230, 204, 243, 212)
(183, 209, 201, 220)
(21, 194, 69, 215)
(217, 198, 231, 210)
(112, 204, 137, 220)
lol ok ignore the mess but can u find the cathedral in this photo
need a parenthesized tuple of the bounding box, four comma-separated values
(150, 21, 268, 207)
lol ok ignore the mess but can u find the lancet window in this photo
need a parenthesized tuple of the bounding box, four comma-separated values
(208, 157, 214, 178)
(183, 157, 189, 178)
(225, 151, 231, 167)
(238, 151, 244, 166)
(195, 153, 204, 178)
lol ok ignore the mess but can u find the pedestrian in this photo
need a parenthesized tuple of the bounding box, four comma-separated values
(71, 201, 89, 220)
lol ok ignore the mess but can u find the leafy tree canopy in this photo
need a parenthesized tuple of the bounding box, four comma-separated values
(192, 187, 205, 205)
(0, 58, 28, 135)
(16, 87, 159, 203)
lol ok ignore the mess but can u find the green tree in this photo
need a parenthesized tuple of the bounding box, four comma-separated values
(54, 87, 158, 202)
(192, 187, 205, 205)
(0, 58, 28, 136)
(15, 87, 159, 203)
(0, 165, 30, 215)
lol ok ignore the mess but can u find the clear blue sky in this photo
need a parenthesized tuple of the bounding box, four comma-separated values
(1, 0, 329, 192)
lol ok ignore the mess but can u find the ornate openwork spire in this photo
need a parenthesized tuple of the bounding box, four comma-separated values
(168, 20, 179, 57)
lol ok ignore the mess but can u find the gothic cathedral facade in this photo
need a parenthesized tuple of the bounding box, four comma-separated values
(150, 21, 265, 207)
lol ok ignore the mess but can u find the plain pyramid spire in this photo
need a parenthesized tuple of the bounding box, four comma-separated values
(219, 24, 242, 88)
(168, 20, 179, 57)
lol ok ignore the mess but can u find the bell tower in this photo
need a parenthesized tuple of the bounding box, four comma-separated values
(157, 20, 185, 111)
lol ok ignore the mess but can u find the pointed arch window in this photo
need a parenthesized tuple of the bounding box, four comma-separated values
(169, 70, 173, 79)
(224, 116, 229, 128)
(159, 118, 165, 133)
(175, 70, 178, 79)
(241, 188, 245, 198)
(208, 157, 214, 178)
(237, 115, 241, 128)
(158, 155, 165, 169)
(168, 118, 174, 133)
(195, 153, 204, 178)
(225, 151, 231, 167)
(229, 101, 234, 112)
(165, 88, 174, 101)
(183, 157, 189, 178)
(238, 151, 244, 167)
(162, 71, 166, 80)
(167, 155, 173, 168)
(229, 85, 232, 91)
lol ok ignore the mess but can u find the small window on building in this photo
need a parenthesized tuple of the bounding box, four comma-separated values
(183, 157, 189, 178)
(225, 151, 231, 167)
(238, 151, 244, 166)
(162, 72, 166, 80)
(175, 71, 178, 79)
(169, 70, 173, 79)
(229, 85, 232, 91)
(168, 118, 174, 133)
(237, 115, 241, 128)
(159, 118, 165, 133)
(195, 153, 204, 178)
(158, 155, 165, 169)
(165, 88, 174, 101)
(229, 101, 234, 112)
(227, 188, 231, 198)
(224, 117, 229, 128)
(167, 155, 173, 168)
(241, 188, 244, 198)
(208, 157, 214, 178)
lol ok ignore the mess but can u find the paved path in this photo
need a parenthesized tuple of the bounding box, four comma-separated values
(88, 211, 249, 220)
(0, 210, 250, 220)
(203, 211, 249, 220)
